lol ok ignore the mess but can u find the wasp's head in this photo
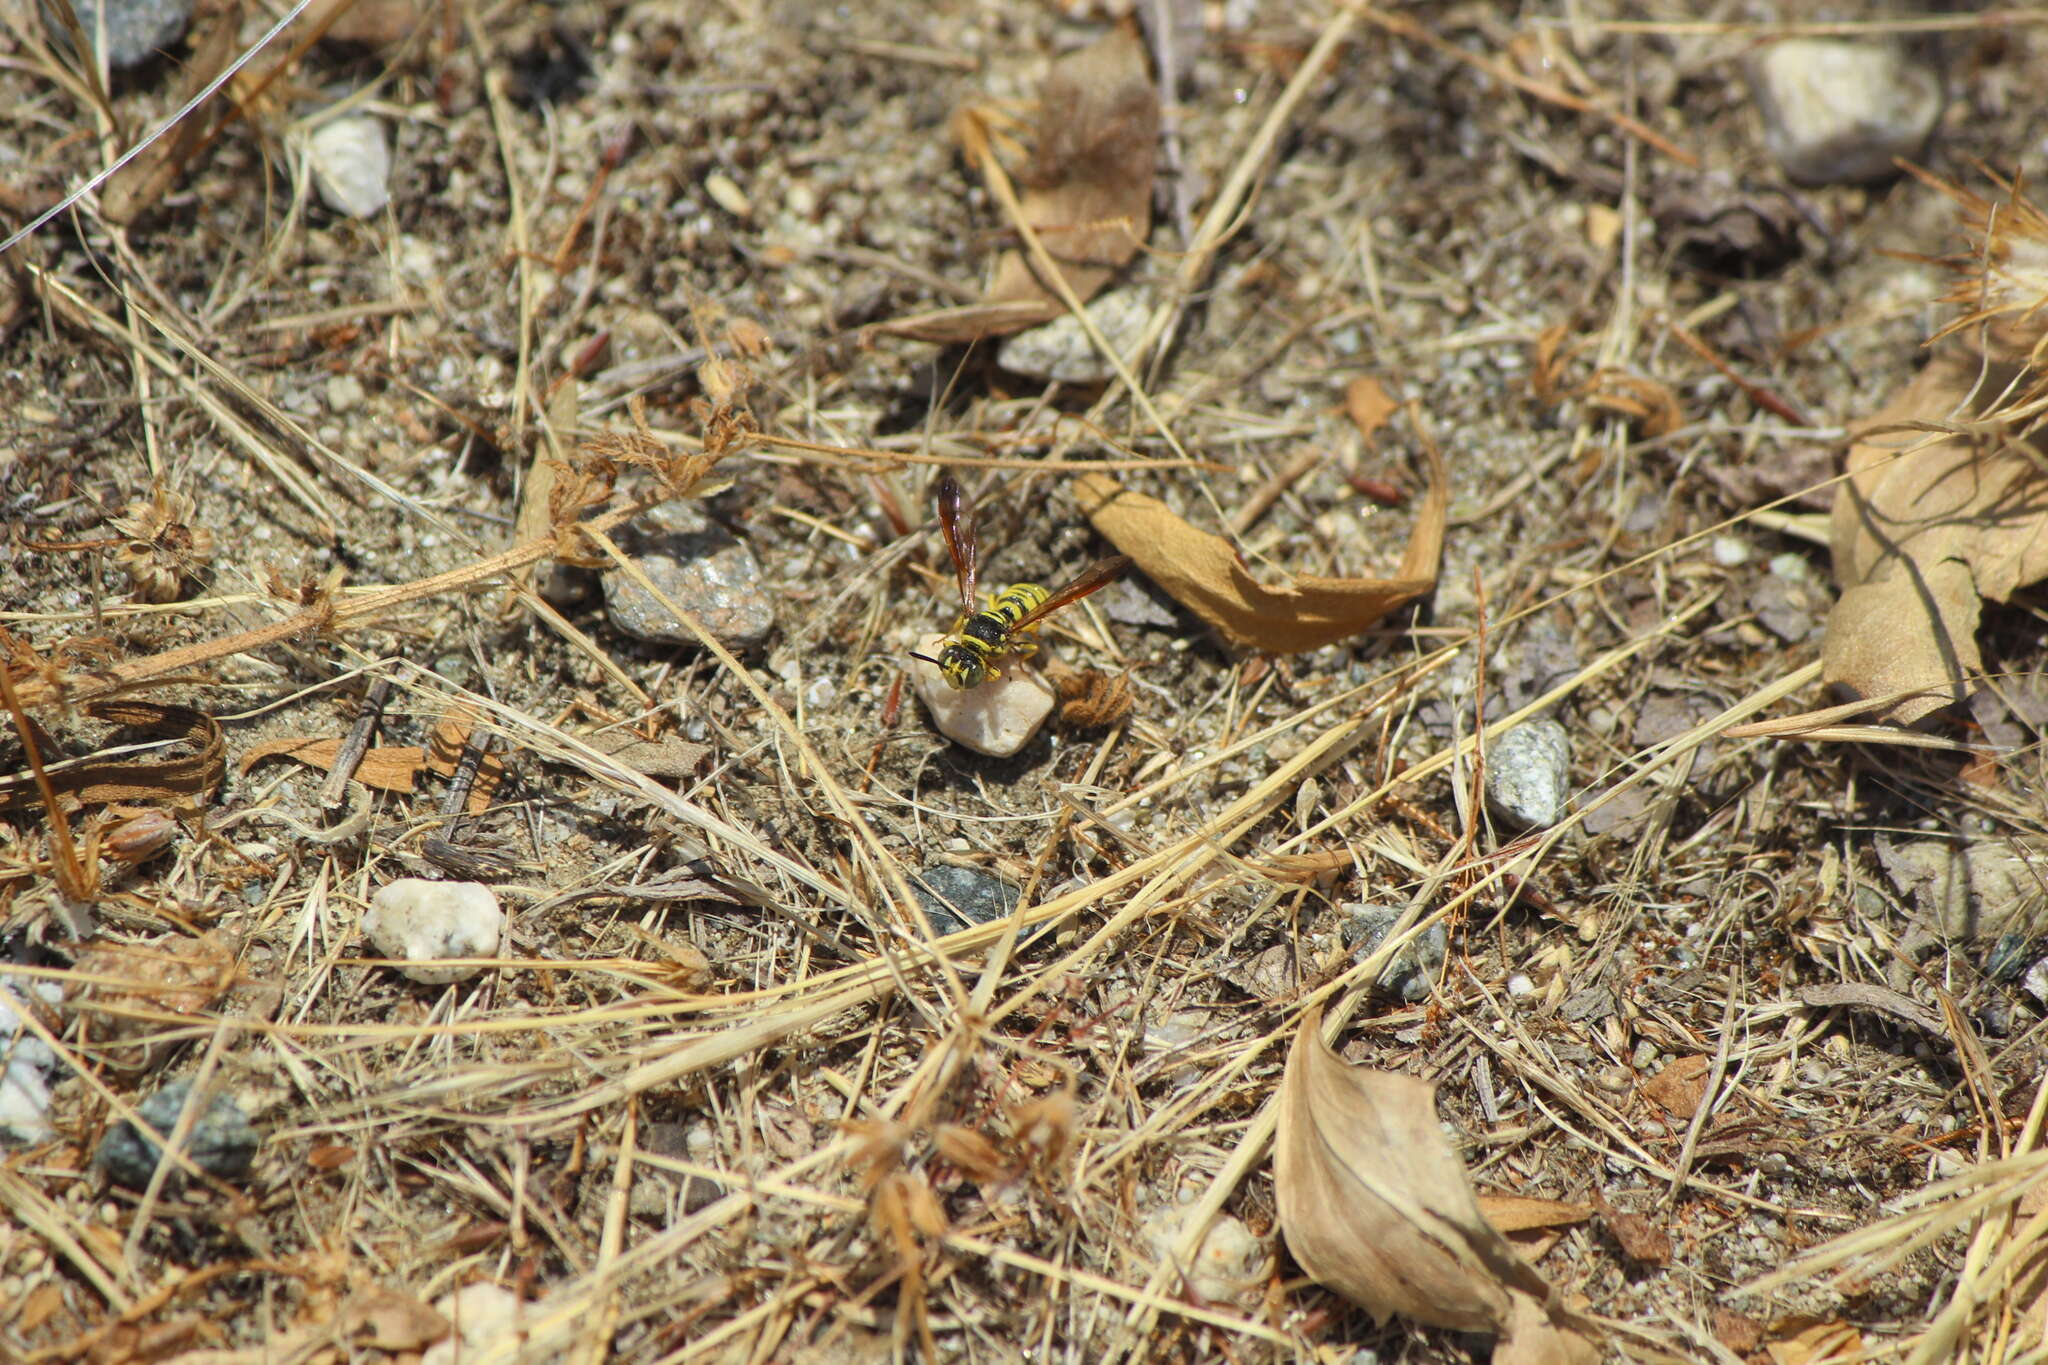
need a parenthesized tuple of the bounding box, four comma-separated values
(937, 643, 991, 690)
(912, 643, 992, 690)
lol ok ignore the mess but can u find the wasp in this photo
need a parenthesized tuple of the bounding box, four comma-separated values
(911, 473, 1131, 690)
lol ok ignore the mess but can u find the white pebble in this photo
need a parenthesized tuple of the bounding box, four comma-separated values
(422, 1284, 523, 1365)
(1745, 40, 1943, 186)
(0, 1065, 52, 1145)
(1485, 718, 1571, 830)
(363, 879, 504, 984)
(325, 374, 365, 413)
(307, 115, 393, 218)
(1137, 1204, 1268, 1307)
(1506, 973, 1536, 998)
(0, 980, 62, 1145)
(909, 634, 1056, 757)
(1710, 535, 1751, 568)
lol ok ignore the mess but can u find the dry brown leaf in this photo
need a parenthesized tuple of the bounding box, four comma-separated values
(342, 1286, 449, 1352)
(1593, 1195, 1673, 1266)
(1274, 1006, 1595, 1365)
(1478, 1195, 1594, 1235)
(584, 729, 713, 781)
(424, 703, 513, 811)
(1345, 376, 1401, 446)
(1582, 371, 1682, 438)
(1824, 343, 2048, 724)
(1639, 1055, 1710, 1119)
(877, 26, 1157, 343)
(0, 702, 225, 811)
(1766, 1318, 1864, 1365)
(239, 737, 424, 794)
(1073, 441, 1445, 654)
(1495, 1291, 1601, 1365)
(303, 0, 432, 47)
(1714, 1309, 1765, 1355)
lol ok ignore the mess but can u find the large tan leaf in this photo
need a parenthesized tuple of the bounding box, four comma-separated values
(1274, 1007, 1594, 1363)
(1073, 441, 1445, 654)
(878, 27, 1157, 344)
(1824, 344, 2048, 724)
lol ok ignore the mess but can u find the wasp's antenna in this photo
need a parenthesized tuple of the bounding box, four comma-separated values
(908, 651, 942, 666)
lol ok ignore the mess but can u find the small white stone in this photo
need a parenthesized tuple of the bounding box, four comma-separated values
(1506, 973, 1536, 998)
(363, 879, 503, 984)
(1710, 535, 1751, 568)
(1767, 552, 1813, 583)
(1745, 40, 1943, 186)
(422, 1283, 523, 1365)
(1137, 1204, 1268, 1307)
(909, 634, 1056, 757)
(307, 115, 393, 218)
(0, 980, 59, 1145)
(325, 374, 365, 413)
(1485, 718, 1571, 831)
(997, 288, 1152, 384)
(2023, 960, 2048, 1007)
(0, 1064, 53, 1145)
(704, 171, 751, 218)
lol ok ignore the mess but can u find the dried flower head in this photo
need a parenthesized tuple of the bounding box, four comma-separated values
(1054, 668, 1132, 729)
(108, 486, 213, 603)
(1911, 164, 2048, 410)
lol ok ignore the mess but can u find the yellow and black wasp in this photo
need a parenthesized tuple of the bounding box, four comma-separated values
(911, 473, 1132, 690)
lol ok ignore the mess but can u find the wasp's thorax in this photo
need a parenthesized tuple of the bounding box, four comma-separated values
(933, 584, 1051, 689)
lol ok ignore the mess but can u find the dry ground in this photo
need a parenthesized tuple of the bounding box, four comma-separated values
(3, 2, 2048, 1362)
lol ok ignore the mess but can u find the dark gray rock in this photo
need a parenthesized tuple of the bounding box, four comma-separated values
(55, 0, 190, 69)
(910, 865, 1019, 938)
(604, 501, 774, 649)
(1343, 905, 1447, 1004)
(96, 1078, 258, 1189)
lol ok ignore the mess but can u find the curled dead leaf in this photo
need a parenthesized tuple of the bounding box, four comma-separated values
(1640, 1054, 1710, 1119)
(1581, 371, 1682, 439)
(1478, 1195, 1594, 1235)
(877, 26, 1157, 344)
(1592, 1194, 1673, 1267)
(1824, 173, 2048, 725)
(1344, 376, 1401, 446)
(1274, 1006, 1595, 1363)
(240, 736, 425, 795)
(1073, 440, 1445, 654)
(0, 702, 225, 812)
(1824, 345, 2048, 724)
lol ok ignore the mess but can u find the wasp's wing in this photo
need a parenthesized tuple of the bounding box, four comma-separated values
(934, 473, 980, 615)
(1010, 555, 1132, 632)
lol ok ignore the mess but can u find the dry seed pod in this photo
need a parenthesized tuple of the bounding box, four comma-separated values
(108, 487, 214, 603)
(102, 809, 177, 863)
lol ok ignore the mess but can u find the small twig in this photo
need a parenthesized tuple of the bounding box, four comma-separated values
(318, 673, 392, 809)
(1664, 975, 1741, 1210)
(1225, 448, 1322, 538)
(1669, 322, 1812, 426)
